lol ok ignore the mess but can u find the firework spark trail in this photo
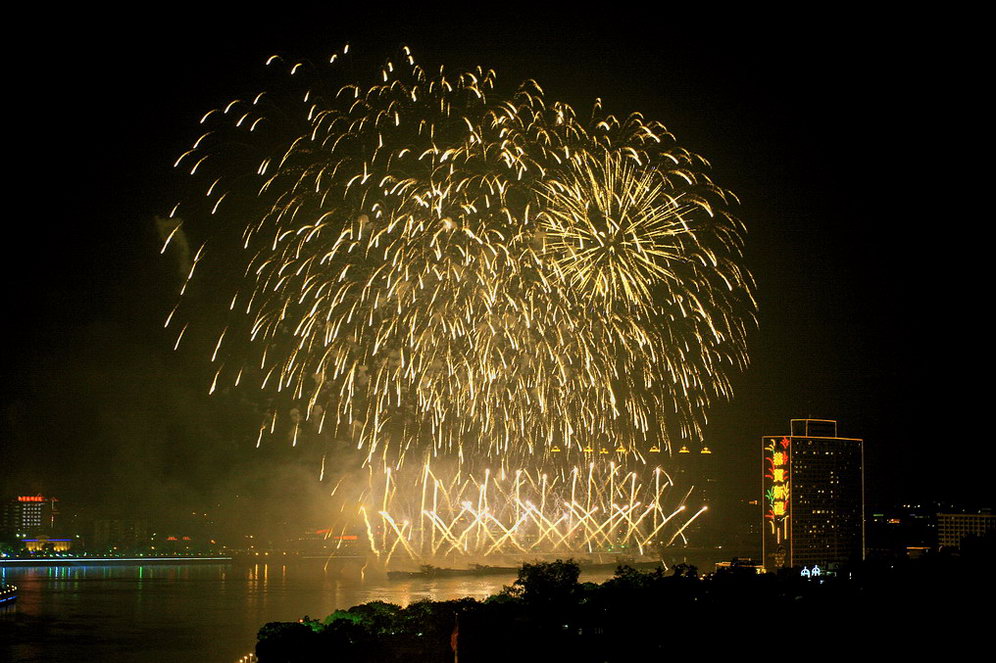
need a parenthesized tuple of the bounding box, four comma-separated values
(170, 45, 754, 466)
(169, 45, 754, 558)
(359, 460, 688, 564)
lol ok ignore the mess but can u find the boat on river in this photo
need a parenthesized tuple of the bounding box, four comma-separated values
(386, 558, 664, 580)
(0, 583, 17, 605)
(387, 564, 519, 580)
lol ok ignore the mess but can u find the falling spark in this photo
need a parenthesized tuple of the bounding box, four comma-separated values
(364, 461, 692, 562)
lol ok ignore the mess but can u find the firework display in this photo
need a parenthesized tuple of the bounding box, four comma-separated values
(168, 45, 754, 559)
(361, 461, 706, 564)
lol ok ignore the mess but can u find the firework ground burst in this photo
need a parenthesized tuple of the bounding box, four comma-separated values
(359, 459, 705, 566)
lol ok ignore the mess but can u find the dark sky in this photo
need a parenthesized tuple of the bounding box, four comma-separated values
(2, 6, 989, 530)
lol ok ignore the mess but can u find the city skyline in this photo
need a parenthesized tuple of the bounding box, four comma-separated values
(1, 8, 989, 531)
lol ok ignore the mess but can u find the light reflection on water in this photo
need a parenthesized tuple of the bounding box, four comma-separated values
(0, 561, 617, 663)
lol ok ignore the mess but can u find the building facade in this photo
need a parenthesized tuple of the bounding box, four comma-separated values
(936, 512, 995, 549)
(92, 519, 150, 554)
(2, 495, 59, 535)
(673, 442, 719, 546)
(762, 419, 864, 570)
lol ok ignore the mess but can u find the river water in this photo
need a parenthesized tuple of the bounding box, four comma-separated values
(0, 560, 618, 662)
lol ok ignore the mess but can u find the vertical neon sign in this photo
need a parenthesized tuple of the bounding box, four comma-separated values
(764, 436, 791, 568)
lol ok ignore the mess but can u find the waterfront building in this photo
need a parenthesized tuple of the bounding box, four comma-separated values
(762, 419, 864, 570)
(674, 443, 717, 508)
(674, 442, 718, 545)
(92, 519, 150, 553)
(22, 535, 75, 552)
(2, 495, 59, 535)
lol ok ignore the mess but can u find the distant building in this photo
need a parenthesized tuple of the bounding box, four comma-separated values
(762, 419, 864, 569)
(714, 557, 762, 574)
(92, 519, 150, 553)
(22, 535, 75, 553)
(674, 443, 717, 507)
(286, 529, 364, 556)
(2, 495, 59, 535)
(866, 503, 937, 560)
(729, 497, 762, 559)
(671, 442, 719, 546)
(937, 512, 995, 549)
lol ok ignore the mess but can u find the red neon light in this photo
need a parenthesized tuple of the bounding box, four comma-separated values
(17, 496, 45, 502)
(313, 529, 359, 540)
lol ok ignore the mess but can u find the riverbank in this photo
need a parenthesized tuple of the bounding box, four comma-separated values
(256, 550, 995, 662)
(0, 557, 553, 663)
(0, 556, 232, 567)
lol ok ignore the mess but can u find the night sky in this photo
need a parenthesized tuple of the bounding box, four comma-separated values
(2, 7, 989, 531)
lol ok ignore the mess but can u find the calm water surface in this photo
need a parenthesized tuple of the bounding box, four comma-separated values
(0, 561, 616, 662)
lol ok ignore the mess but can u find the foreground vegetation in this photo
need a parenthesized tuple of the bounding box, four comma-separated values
(257, 537, 993, 662)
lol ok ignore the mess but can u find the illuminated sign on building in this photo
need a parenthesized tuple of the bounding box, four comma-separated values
(764, 436, 791, 568)
(5, 495, 59, 534)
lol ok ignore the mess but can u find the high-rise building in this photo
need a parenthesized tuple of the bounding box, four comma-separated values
(2, 495, 59, 535)
(673, 442, 718, 545)
(92, 519, 150, 554)
(674, 443, 718, 508)
(762, 419, 864, 570)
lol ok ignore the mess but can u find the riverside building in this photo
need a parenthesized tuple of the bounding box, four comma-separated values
(762, 419, 864, 570)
